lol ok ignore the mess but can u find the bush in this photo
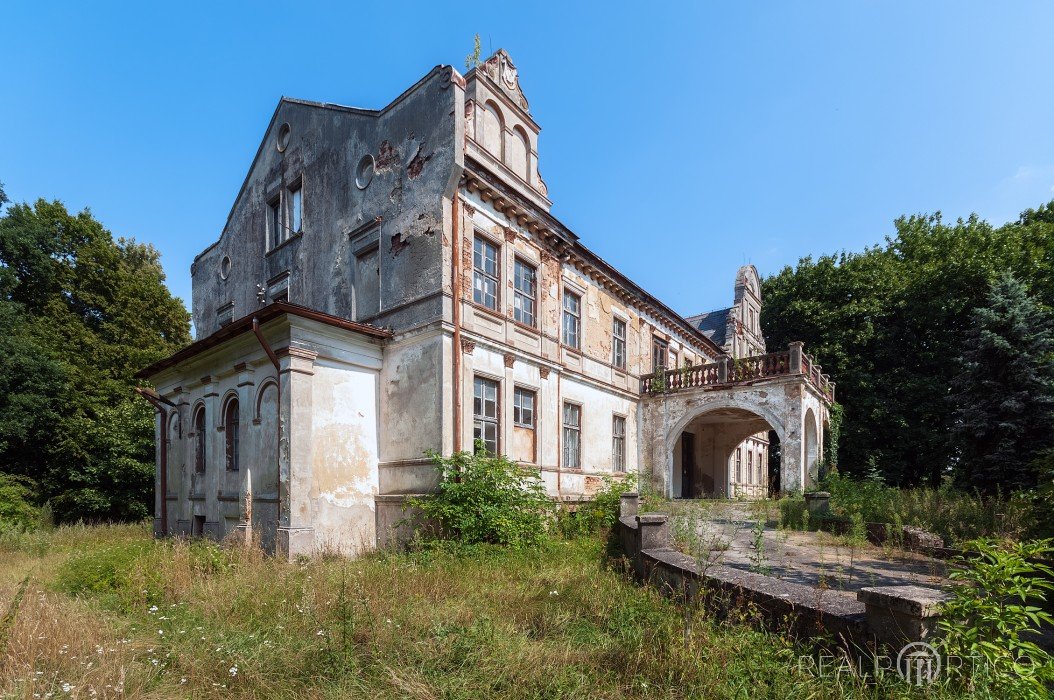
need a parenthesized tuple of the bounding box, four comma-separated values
(938, 538, 1054, 696)
(0, 472, 43, 530)
(776, 494, 807, 530)
(557, 475, 635, 537)
(409, 446, 553, 548)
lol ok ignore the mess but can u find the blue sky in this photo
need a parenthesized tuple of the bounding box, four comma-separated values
(3, 1, 1053, 317)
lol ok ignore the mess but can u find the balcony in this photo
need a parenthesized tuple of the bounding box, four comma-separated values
(641, 342, 835, 403)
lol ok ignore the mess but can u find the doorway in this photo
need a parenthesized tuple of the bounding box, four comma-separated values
(681, 432, 696, 498)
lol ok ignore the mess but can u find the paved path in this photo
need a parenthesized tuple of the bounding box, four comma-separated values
(679, 502, 949, 598)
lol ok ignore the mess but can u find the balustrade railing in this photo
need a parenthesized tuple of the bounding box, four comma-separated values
(642, 344, 835, 401)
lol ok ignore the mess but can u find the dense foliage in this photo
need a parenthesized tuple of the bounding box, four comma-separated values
(411, 446, 554, 547)
(763, 203, 1054, 490)
(949, 273, 1054, 492)
(938, 538, 1054, 697)
(0, 194, 190, 523)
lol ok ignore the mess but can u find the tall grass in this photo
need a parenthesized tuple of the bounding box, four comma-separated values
(0, 523, 995, 698)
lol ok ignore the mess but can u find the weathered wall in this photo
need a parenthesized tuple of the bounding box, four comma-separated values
(191, 66, 463, 339)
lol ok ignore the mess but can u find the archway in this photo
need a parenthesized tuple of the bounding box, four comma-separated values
(668, 406, 780, 499)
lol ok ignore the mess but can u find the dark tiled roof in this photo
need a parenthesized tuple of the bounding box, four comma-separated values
(685, 308, 732, 348)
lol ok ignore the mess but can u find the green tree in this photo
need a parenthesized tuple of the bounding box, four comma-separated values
(0, 197, 190, 522)
(949, 273, 1054, 492)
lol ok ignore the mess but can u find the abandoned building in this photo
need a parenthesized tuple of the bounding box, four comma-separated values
(138, 50, 835, 558)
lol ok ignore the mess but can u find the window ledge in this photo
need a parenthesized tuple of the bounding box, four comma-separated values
(266, 231, 304, 257)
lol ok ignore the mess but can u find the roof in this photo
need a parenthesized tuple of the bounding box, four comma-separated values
(136, 302, 392, 380)
(685, 308, 732, 348)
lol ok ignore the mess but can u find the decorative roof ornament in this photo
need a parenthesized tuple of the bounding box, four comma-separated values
(481, 49, 530, 113)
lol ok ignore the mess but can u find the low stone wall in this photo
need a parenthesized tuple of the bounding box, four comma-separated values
(616, 493, 950, 654)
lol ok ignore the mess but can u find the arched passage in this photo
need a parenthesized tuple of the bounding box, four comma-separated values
(666, 403, 783, 499)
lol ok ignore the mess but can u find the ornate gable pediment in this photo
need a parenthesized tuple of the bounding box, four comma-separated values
(480, 50, 530, 114)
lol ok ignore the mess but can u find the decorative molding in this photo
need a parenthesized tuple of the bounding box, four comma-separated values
(461, 338, 476, 354)
(503, 228, 517, 243)
(539, 367, 550, 380)
(503, 353, 516, 368)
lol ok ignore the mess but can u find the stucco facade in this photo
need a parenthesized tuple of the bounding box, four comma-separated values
(139, 50, 832, 559)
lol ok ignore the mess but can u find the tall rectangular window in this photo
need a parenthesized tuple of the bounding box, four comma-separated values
(653, 338, 669, 371)
(268, 196, 282, 249)
(670, 350, 679, 369)
(612, 318, 627, 369)
(612, 415, 626, 471)
(747, 450, 754, 484)
(513, 258, 537, 326)
(473, 236, 499, 310)
(735, 448, 742, 483)
(562, 402, 581, 469)
(473, 376, 499, 454)
(289, 182, 303, 234)
(513, 386, 535, 428)
(562, 290, 581, 349)
(354, 245, 380, 320)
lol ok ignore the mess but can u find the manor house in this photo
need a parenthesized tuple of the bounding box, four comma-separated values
(139, 51, 834, 558)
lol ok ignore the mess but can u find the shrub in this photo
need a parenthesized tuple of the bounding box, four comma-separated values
(938, 538, 1054, 696)
(557, 475, 635, 537)
(776, 494, 806, 530)
(409, 445, 553, 548)
(0, 472, 43, 530)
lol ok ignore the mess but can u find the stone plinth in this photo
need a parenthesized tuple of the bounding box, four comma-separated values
(858, 585, 950, 648)
(636, 513, 670, 551)
(620, 492, 639, 518)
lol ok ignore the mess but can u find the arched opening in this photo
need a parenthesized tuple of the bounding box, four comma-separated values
(670, 407, 778, 499)
(507, 125, 530, 182)
(767, 429, 782, 496)
(224, 397, 240, 472)
(480, 100, 505, 160)
(193, 405, 207, 473)
(804, 408, 819, 489)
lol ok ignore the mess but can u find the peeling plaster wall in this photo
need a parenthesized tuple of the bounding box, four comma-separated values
(191, 66, 463, 339)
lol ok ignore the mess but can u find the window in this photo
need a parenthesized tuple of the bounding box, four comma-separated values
(758, 453, 765, 484)
(747, 450, 753, 484)
(513, 258, 537, 326)
(289, 182, 303, 234)
(652, 338, 669, 371)
(562, 402, 581, 469)
(473, 376, 499, 454)
(473, 236, 499, 310)
(354, 245, 380, 319)
(224, 398, 240, 472)
(735, 447, 742, 483)
(194, 406, 207, 474)
(268, 196, 282, 249)
(670, 350, 679, 369)
(612, 318, 627, 369)
(562, 290, 581, 349)
(612, 415, 626, 471)
(513, 387, 535, 428)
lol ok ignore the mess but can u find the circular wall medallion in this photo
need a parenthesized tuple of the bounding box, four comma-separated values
(219, 255, 232, 280)
(276, 123, 291, 152)
(355, 153, 375, 189)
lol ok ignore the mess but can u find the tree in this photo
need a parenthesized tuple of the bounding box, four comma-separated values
(0, 197, 190, 522)
(949, 273, 1054, 493)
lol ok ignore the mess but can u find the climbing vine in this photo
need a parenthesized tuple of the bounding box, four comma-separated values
(823, 402, 844, 469)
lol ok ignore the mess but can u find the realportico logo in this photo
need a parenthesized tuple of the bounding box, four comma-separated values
(799, 641, 978, 687)
(897, 642, 941, 685)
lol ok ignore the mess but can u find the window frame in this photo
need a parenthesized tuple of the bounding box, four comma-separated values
(472, 234, 500, 311)
(652, 337, 669, 371)
(288, 179, 303, 235)
(472, 375, 500, 454)
(193, 406, 207, 474)
(267, 194, 283, 250)
(224, 398, 240, 472)
(562, 401, 582, 469)
(612, 414, 626, 471)
(735, 447, 742, 483)
(512, 386, 536, 428)
(512, 257, 538, 327)
(562, 288, 581, 349)
(612, 317, 627, 369)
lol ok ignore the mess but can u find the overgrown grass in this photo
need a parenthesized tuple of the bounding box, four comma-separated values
(791, 473, 1037, 545)
(0, 523, 1019, 699)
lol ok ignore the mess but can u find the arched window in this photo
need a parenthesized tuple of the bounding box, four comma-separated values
(481, 100, 505, 159)
(508, 126, 531, 182)
(224, 398, 240, 472)
(194, 406, 206, 473)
